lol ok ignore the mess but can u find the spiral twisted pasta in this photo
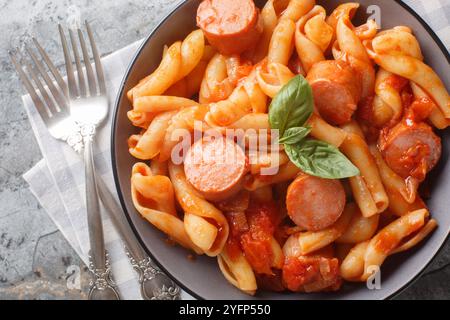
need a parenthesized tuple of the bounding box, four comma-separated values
(295, 5, 333, 73)
(127, 29, 205, 101)
(131, 163, 202, 253)
(340, 209, 429, 281)
(365, 28, 450, 119)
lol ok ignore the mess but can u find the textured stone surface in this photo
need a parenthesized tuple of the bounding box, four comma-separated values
(0, 0, 448, 300)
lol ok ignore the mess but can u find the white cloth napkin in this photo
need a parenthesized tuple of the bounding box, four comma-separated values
(22, 0, 449, 300)
(22, 40, 192, 300)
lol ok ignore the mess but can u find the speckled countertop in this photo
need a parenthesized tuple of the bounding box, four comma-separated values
(0, 0, 448, 300)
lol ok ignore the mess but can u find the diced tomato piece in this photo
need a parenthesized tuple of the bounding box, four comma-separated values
(240, 232, 274, 275)
(282, 256, 342, 292)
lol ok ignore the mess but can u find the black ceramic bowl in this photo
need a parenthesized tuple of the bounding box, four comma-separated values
(112, 0, 450, 299)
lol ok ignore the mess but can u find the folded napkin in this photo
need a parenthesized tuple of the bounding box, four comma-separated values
(22, 0, 448, 300)
(22, 40, 192, 300)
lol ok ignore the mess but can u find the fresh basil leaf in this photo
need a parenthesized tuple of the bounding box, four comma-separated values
(278, 126, 311, 145)
(284, 139, 360, 179)
(269, 75, 313, 137)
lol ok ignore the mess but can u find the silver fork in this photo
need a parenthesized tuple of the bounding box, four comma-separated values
(11, 24, 180, 300)
(58, 22, 119, 300)
(10, 23, 119, 300)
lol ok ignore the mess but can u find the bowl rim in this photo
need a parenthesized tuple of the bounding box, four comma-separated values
(111, 0, 450, 300)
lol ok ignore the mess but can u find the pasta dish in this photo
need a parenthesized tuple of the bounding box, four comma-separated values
(125, 0, 450, 294)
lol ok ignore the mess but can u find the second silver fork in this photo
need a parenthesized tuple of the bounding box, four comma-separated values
(11, 22, 180, 300)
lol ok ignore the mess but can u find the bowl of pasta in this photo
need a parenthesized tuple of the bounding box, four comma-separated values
(112, 0, 450, 299)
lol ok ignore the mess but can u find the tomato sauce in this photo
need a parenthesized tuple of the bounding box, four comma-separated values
(226, 199, 282, 275)
(384, 74, 409, 92)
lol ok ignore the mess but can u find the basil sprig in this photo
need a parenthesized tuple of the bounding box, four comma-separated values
(269, 75, 359, 179)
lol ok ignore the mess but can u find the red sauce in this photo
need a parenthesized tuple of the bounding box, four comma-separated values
(406, 97, 435, 123)
(282, 257, 320, 292)
(225, 199, 281, 270)
(384, 74, 409, 92)
(398, 143, 430, 181)
(357, 95, 375, 123)
(356, 96, 380, 144)
(374, 231, 398, 254)
(282, 256, 341, 292)
(401, 87, 414, 113)
(240, 200, 279, 275)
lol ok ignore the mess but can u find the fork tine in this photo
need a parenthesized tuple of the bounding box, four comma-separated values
(19, 50, 60, 116)
(25, 45, 69, 113)
(59, 24, 78, 99)
(9, 50, 50, 122)
(86, 21, 106, 95)
(33, 37, 68, 99)
(69, 28, 86, 98)
(78, 28, 97, 96)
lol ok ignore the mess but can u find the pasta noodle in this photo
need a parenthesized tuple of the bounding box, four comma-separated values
(218, 243, 257, 295)
(129, 111, 177, 160)
(268, 18, 296, 66)
(280, 0, 315, 22)
(334, 15, 376, 98)
(159, 105, 208, 162)
(128, 29, 205, 101)
(244, 161, 300, 191)
(365, 37, 450, 118)
(372, 68, 403, 126)
(168, 162, 229, 257)
(341, 209, 429, 281)
(411, 82, 450, 129)
(340, 125, 389, 216)
(283, 203, 355, 256)
(131, 163, 201, 253)
(307, 113, 347, 147)
(295, 5, 332, 72)
(369, 144, 417, 204)
(133, 96, 199, 113)
(256, 61, 295, 98)
(199, 53, 235, 103)
(252, 0, 279, 63)
(206, 70, 267, 127)
(336, 203, 379, 244)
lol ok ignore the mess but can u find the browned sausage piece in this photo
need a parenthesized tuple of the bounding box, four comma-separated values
(197, 0, 263, 55)
(184, 136, 249, 201)
(286, 173, 346, 231)
(379, 121, 441, 181)
(306, 60, 361, 126)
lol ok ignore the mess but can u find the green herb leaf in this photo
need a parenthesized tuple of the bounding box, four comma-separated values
(269, 75, 313, 137)
(284, 139, 360, 179)
(278, 126, 311, 145)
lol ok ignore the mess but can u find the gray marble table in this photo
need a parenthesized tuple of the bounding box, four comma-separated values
(0, 0, 448, 300)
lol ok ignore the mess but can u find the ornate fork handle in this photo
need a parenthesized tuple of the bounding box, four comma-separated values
(81, 123, 120, 300)
(126, 249, 180, 300)
(88, 251, 121, 300)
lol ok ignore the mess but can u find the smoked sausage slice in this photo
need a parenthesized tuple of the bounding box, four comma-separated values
(197, 0, 263, 55)
(184, 136, 249, 201)
(306, 60, 361, 126)
(379, 121, 441, 181)
(286, 173, 346, 231)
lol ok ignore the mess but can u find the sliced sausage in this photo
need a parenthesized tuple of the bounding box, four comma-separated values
(379, 121, 441, 180)
(306, 60, 361, 126)
(286, 173, 346, 231)
(184, 136, 249, 201)
(197, 0, 263, 55)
